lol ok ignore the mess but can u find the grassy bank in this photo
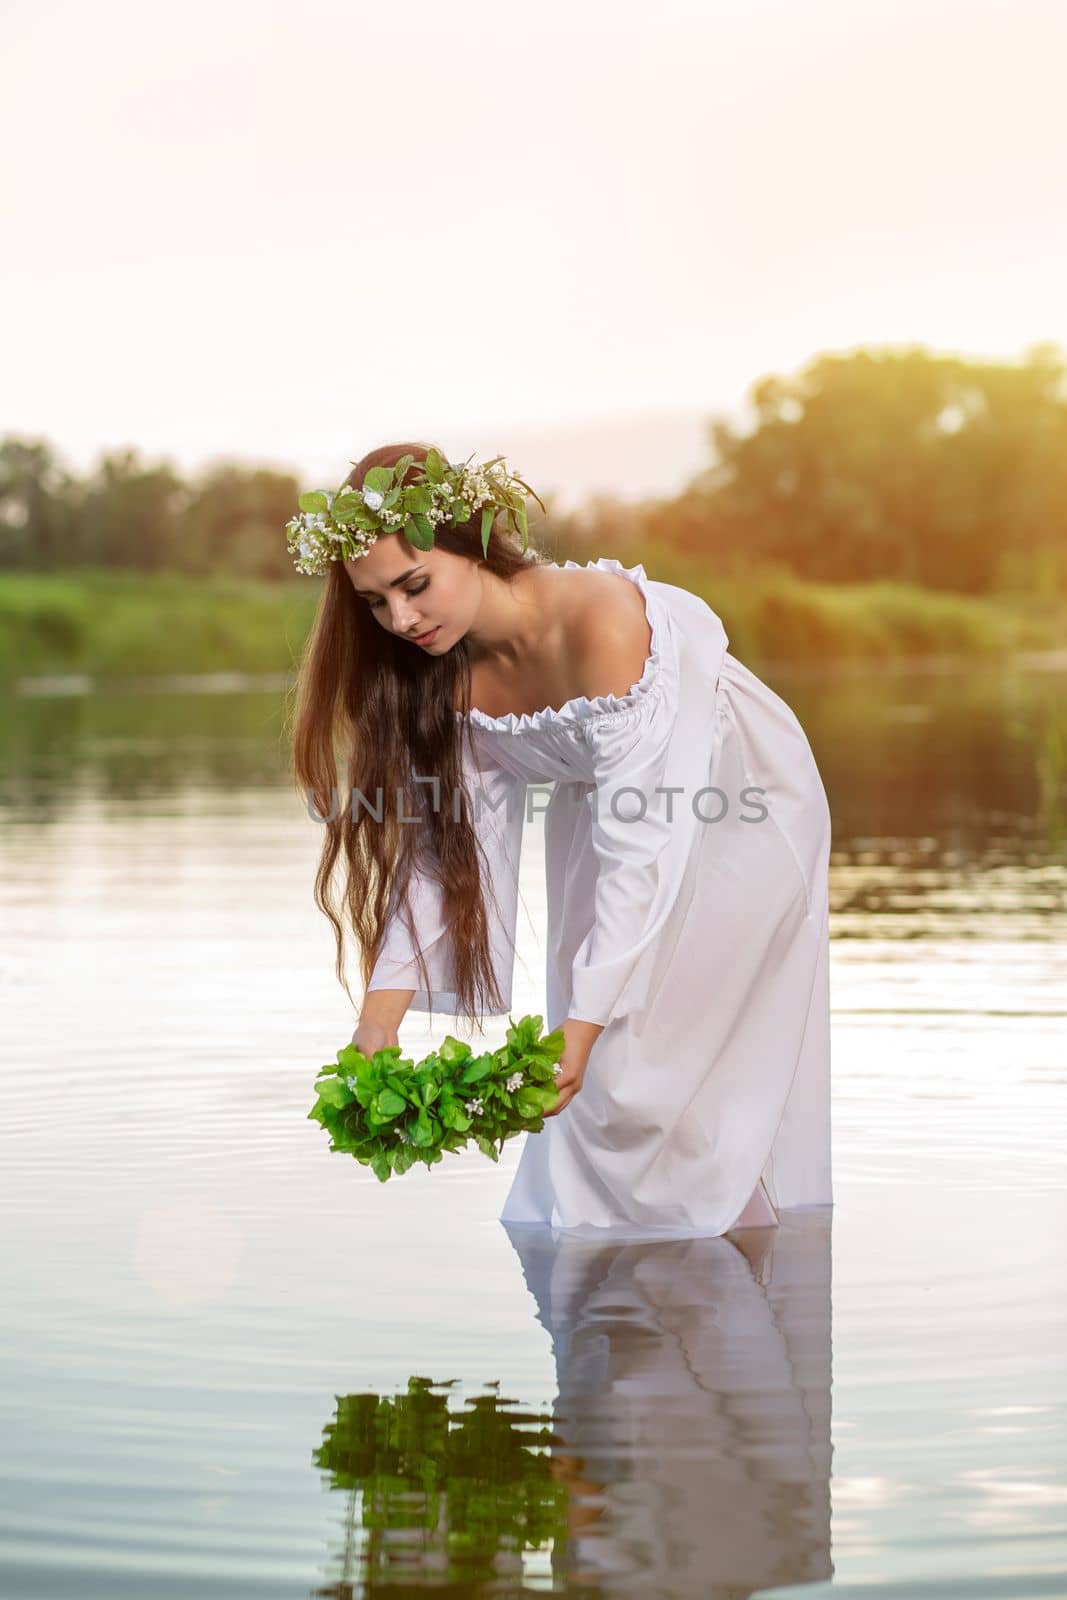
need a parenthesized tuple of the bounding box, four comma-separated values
(0, 569, 319, 687)
(623, 548, 1067, 666)
(0, 563, 1064, 689)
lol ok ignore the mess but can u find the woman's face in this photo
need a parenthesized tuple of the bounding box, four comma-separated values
(344, 536, 482, 653)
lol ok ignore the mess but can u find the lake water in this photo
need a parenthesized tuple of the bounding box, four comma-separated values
(1, 656, 1064, 1597)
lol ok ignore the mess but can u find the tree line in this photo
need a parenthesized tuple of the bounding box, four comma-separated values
(3, 343, 1064, 596)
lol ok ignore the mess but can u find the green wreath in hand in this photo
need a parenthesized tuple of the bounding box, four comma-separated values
(309, 1014, 565, 1183)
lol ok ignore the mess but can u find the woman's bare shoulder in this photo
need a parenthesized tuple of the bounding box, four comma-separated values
(562, 564, 654, 701)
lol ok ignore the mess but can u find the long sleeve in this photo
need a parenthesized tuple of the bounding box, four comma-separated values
(568, 647, 729, 1031)
(365, 734, 527, 1017)
(565, 577, 730, 1030)
(567, 690, 681, 1028)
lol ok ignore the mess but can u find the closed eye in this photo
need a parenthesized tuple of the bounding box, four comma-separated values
(366, 579, 429, 610)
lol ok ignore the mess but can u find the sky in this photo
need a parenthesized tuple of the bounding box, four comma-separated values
(2, 0, 1065, 509)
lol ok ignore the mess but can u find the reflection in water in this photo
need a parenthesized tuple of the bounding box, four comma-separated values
(309, 1213, 832, 1598)
(795, 659, 1067, 941)
(313, 1379, 567, 1592)
(503, 1210, 833, 1597)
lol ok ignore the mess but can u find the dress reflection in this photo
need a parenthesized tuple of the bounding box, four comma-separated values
(502, 1208, 834, 1597)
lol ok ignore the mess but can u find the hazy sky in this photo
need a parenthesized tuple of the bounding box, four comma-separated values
(3, 0, 1065, 507)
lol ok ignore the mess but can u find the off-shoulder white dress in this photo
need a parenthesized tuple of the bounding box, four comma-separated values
(367, 557, 833, 1238)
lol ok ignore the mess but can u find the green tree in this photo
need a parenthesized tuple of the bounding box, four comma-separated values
(180, 461, 301, 579)
(0, 437, 78, 570)
(77, 448, 190, 571)
(677, 342, 1067, 595)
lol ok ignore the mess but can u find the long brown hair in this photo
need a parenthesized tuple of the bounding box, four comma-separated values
(288, 441, 542, 1031)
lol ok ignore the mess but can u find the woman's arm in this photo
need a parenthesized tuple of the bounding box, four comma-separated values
(567, 613, 678, 1028)
(542, 606, 658, 1114)
(352, 987, 416, 1053)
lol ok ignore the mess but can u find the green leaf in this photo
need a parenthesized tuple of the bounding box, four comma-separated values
(299, 490, 329, 513)
(506, 1016, 540, 1051)
(317, 1078, 350, 1109)
(480, 503, 495, 556)
(526, 1085, 561, 1111)
(438, 1036, 471, 1067)
(459, 1055, 493, 1085)
(405, 515, 433, 551)
(375, 1045, 407, 1066)
(410, 1111, 435, 1148)
(376, 1088, 407, 1118)
(439, 1099, 472, 1132)
(416, 1074, 440, 1106)
(423, 447, 446, 482)
(526, 1059, 558, 1083)
(404, 485, 434, 513)
(363, 466, 393, 493)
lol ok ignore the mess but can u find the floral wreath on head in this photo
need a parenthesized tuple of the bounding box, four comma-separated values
(285, 447, 547, 576)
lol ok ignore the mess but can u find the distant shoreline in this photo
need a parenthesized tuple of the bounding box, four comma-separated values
(1, 564, 1064, 691)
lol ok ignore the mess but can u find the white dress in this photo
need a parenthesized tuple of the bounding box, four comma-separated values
(367, 557, 833, 1238)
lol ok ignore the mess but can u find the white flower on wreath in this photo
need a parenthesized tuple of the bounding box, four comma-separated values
(361, 487, 385, 511)
(505, 1072, 523, 1093)
(467, 1095, 484, 1116)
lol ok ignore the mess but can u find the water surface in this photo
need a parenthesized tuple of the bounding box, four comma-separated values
(1, 657, 1064, 1596)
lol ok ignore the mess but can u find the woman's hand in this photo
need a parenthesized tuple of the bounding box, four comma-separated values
(543, 1018, 602, 1118)
(351, 1017, 399, 1057)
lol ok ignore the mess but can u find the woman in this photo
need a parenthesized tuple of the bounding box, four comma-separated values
(290, 441, 833, 1237)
